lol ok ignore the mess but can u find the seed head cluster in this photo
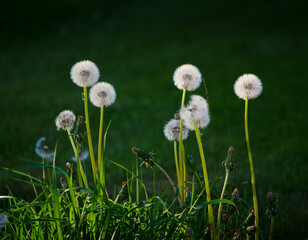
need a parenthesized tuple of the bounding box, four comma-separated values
(89, 82, 116, 107)
(180, 95, 210, 130)
(70, 60, 100, 87)
(173, 64, 202, 91)
(164, 119, 189, 142)
(55, 110, 76, 131)
(234, 73, 263, 100)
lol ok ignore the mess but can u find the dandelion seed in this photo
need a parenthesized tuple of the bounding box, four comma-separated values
(180, 95, 210, 130)
(55, 110, 76, 131)
(71, 150, 89, 162)
(173, 64, 202, 91)
(234, 73, 263, 100)
(70, 60, 100, 87)
(164, 119, 189, 142)
(0, 214, 8, 229)
(35, 137, 55, 162)
(89, 82, 116, 107)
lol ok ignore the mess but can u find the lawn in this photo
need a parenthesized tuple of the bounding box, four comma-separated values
(0, 0, 307, 238)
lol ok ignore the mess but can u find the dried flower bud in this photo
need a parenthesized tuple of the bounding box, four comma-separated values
(174, 113, 180, 120)
(232, 188, 239, 197)
(66, 162, 72, 170)
(77, 116, 83, 125)
(222, 213, 228, 222)
(246, 225, 256, 232)
(228, 146, 235, 154)
(233, 229, 240, 239)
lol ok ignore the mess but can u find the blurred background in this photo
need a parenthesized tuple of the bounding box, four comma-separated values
(0, 0, 307, 238)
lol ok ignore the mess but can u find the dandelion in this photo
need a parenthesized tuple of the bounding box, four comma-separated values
(173, 64, 202, 91)
(35, 137, 55, 162)
(180, 95, 210, 130)
(70, 60, 100, 87)
(164, 119, 189, 142)
(234, 73, 263, 100)
(55, 110, 76, 131)
(89, 82, 116, 107)
(71, 150, 89, 162)
(234, 73, 263, 240)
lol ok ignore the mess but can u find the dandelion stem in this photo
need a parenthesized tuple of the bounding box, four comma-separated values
(76, 144, 84, 188)
(136, 156, 139, 202)
(98, 106, 105, 191)
(194, 121, 216, 239)
(245, 97, 259, 240)
(173, 141, 180, 191)
(179, 88, 187, 205)
(67, 128, 88, 188)
(83, 87, 97, 184)
(270, 217, 274, 240)
(217, 167, 230, 237)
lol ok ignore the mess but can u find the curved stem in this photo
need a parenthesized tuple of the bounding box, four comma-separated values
(153, 162, 176, 194)
(217, 169, 230, 237)
(83, 87, 97, 184)
(194, 122, 216, 240)
(245, 98, 259, 240)
(76, 144, 84, 188)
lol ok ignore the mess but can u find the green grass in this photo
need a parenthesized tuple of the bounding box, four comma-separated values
(0, 0, 307, 238)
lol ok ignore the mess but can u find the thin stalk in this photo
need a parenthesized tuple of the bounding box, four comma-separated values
(42, 157, 45, 181)
(83, 87, 97, 184)
(179, 88, 187, 204)
(76, 144, 84, 188)
(194, 122, 216, 240)
(217, 168, 230, 237)
(173, 141, 180, 190)
(270, 217, 274, 240)
(153, 162, 177, 194)
(245, 98, 259, 240)
(98, 106, 104, 187)
(136, 156, 139, 202)
(153, 167, 156, 196)
(67, 128, 88, 188)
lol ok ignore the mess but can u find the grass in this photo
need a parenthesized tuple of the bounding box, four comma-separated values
(0, 0, 307, 238)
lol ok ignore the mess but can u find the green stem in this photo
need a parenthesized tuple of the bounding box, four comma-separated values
(217, 168, 230, 238)
(153, 162, 177, 194)
(174, 141, 180, 189)
(83, 87, 97, 184)
(270, 217, 274, 240)
(245, 98, 259, 240)
(194, 122, 216, 240)
(179, 88, 187, 205)
(136, 156, 139, 202)
(76, 144, 84, 188)
(67, 128, 88, 188)
(98, 106, 105, 190)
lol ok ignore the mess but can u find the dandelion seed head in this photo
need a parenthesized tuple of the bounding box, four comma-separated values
(173, 64, 202, 91)
(71, 150, 89, 162)
(89, 82, 116, 107)
(164, 119, 189, 142)
(234, 73, 263, 100)
(35, 137, 55, 162)
(55, 110, 76, 131)
(180, 95, 210, 130)
(70, 60, 100, 87)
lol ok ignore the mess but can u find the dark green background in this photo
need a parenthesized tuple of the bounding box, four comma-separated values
(0, 0, 307, 238)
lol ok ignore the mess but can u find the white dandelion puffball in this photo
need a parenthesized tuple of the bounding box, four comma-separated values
(71, 150, 89, 162)
(89, 82, 116, 107)
(173, 64, 202, 91)
(55, 110, 76, 131)
(164, 119, 189, 142)
(35, 137, 55, 162)
(70, 60, 100, 87)
(180, 95, 210, 130)
(234, 73, 263, 100)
